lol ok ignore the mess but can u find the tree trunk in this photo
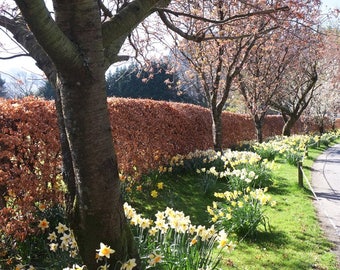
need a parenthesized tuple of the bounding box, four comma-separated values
(58, 73, 139, 269)
(211, 110, 223, 152)
(254, 116, 264, 143)
(282, 115, 296, 136)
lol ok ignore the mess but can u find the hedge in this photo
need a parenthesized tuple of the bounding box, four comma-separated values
(0, 97, 327, 239)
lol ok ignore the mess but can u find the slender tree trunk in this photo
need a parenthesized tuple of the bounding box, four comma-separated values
(282, 115, 296, 136)
(254, 116, 264, 143)
(211, 109, 223, 152)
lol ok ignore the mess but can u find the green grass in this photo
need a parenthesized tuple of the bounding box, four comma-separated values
(128, 140, 340, 270)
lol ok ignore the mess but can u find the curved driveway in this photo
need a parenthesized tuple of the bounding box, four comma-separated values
(311, 144, 340, 263)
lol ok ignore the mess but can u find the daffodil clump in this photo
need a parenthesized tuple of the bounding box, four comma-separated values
(253, 135, 313, 165)
(207, 187, 276, 238)
(164, 149, 262, 173)
(124, 202, 235, 269)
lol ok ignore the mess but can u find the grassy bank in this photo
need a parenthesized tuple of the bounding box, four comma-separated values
(129, 140, 340, 270)
(220, 143, 339, 269)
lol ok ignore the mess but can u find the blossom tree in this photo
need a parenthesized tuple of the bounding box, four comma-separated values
(167, 0, 321, 150)
(237, 32, 290, 143)
(305, 27, 340, 132)
(270, 25, 323, 136)
(237, 2, 322, 143)
(0, 0, 323, 268)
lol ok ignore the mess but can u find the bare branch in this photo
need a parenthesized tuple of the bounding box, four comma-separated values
(157, 6, 289, 26)
(98, 0, 113, 19)
(0, 53, 29, 59)
(158, 9, 282, 43)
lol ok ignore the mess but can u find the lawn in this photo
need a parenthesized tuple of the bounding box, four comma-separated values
(128, 139, 340, 270)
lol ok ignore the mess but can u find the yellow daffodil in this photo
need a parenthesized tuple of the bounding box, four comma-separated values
(157, 182, 164, 189)
(151, 190, 158, 198)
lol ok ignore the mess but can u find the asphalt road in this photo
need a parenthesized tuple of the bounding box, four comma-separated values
(311, 144, 340, 264)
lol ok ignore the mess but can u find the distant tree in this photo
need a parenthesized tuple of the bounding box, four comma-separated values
(4, 72, 42, 98)
(37, 81, 56, 100)
(170, 1, 316, 151)
(237, 30, 292, 143)
(106, 61, 199, 104)
(270, 31, 322, 136)
(306, 87, 338, 133)
(0, 75, 6, 98)
(304, 27, 340, 132)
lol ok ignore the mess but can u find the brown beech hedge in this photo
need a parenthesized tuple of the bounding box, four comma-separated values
(0, 97, 317, 239)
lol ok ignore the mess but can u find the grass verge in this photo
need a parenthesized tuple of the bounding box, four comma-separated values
(129, 140, 340, 270)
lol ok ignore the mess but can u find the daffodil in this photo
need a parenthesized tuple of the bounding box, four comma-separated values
(120, 258, 137, 270)
(49, 243, 58, 252)
(157, 182, 164, 189)
(56, 222, 68, 234)
(148, 253, 163, 267)
(38, 203, 47, 212)
(96, 242, 115, 259)
(38, 218, 49, 230)
(15, 264, 25, 270)
(190, 237, 198, 246)
(151, 190, 158, 198)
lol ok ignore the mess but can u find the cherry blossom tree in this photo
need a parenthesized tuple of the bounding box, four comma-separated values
(305, 27, 340, 132)
(270, 30, 322, 136)
(237, 32, 290, 143)
(168, 0, 321, 150)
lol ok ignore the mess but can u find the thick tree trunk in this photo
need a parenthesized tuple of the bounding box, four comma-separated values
(211, 110, 223, 152)
(58, 74, 139, 269)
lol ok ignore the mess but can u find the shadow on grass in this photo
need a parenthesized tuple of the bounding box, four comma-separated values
(269, 176, 291, 195)
(241, 230, 289, 248)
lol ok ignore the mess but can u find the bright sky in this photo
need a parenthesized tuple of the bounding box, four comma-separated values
(322, 0, 339, 9)
(0, 0, 339, 80)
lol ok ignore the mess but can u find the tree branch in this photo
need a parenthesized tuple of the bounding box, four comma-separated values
(157, 6, 289, 26)
(158, 9, 282, 43)
(102, 0, 170, 67)
(0, 14, 56, 82)
(14, 0, 83, 73)
(0, 53, 29, 60)
(99, 0, 113, 18)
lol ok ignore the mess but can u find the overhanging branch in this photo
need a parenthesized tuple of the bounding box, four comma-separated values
(0, 53, 29, 60)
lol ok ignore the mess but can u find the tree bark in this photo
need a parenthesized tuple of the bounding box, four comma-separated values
(254, 115, 264, 143)
(211, 109, 223, 152)
(59, 76, 139, 269)
(282, 115, 297, 136)
(13, 0, 141, 268)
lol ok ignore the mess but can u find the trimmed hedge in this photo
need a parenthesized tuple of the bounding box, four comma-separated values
(0, 97, 328, 239)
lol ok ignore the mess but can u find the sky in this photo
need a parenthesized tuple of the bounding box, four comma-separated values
(0, 0, 339, 82)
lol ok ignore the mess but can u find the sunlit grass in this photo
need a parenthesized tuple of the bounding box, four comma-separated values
(219, 139, 340, 270)
(129, 138, 340, 270)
